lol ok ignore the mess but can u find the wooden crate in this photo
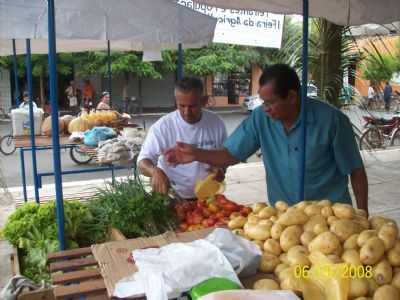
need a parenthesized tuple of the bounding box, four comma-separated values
(47, 228, 126, 300)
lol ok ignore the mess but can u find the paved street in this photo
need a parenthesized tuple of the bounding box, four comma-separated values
(0, 105, 397, 189)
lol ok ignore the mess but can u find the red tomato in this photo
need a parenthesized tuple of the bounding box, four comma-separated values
(176, 210, 186, 221)
(221, 210, 231, 217)
(191, 213, 203, 225)
(207, 203, 219, 213)
(214, 221, 226, 227)
(240, 207, 252, 216)
(206, 218, 216, 226)
(179, 223, 188, 231)
(223, 202, 239, 212)
(209, 214, 218, 222)
(215, 212, 225, 220)
(202, 219, 210, 227)
(202, 208, 211, 218)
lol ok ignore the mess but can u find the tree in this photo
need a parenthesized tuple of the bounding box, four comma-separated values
(74, 51, 175, 102)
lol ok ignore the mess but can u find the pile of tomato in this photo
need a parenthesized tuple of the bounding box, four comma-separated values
(175, 194, 252, 232)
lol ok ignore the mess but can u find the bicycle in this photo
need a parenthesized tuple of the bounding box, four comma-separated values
(0, 133, 16, 155)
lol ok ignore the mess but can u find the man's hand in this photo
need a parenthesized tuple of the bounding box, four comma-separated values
(151, 167, 170, 195)
(208, 167, 225, 182)
(164, 142, 197, 166)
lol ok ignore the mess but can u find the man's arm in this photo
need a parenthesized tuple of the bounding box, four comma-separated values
(165, 142, 238, 168)
(138, 159, 170, 195)
(350, 167, 368, 214)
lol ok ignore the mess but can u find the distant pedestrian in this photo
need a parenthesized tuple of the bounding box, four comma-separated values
(383, 81, 392, 111)
(367, 84, 375, 109)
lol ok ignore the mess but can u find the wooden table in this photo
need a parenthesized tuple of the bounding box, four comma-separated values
(14, 135, 77, 148)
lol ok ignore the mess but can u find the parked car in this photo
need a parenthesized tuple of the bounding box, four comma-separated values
(243, 83, 319, 112)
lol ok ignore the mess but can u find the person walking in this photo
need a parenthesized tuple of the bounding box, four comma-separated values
(383, 81, 392, 112)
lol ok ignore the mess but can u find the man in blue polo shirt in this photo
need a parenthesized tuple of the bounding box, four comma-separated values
(165, 64, 368, 213)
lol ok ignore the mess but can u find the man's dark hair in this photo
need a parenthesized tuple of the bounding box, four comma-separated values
(175, 77, 204, 95)
(259, 64, 300, 98)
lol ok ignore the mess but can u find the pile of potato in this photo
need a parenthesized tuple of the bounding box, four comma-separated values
(228, 200, 400, 300)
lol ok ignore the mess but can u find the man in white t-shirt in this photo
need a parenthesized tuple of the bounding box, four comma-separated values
(137, 77, 227, 200)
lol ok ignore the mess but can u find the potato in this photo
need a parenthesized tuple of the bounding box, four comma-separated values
(367, 278, 379, 296)
(229, 212, 242, 220)
(301, 231, 316, 246)
(287, 252, 310, 267)
(314, 223, 329, 235)
(294, 200, 310, 210)
(387, 245, 400, 267)
(332, 203, 355, 219)
(270, 216, 278, 222)
(228, 216, 247, 229)
(232, 229, 244, 236)
(353, 215, 371, 231)
(394, 267, 400, 275)
(278, 208, 309, 226)
(373, 260, 393, 285)
(308, 231, 340, 255)
(369, 216, 393, 231)
(252, 203, 267, 214)
(353, 297, 369, 300)
(378, 223, 398, 251)
(258, 219, 273, 228)
(344, 234, 360, 250)
(279, 253, 289, 264)
(303, 215, 327, 232)
(392, 272, 400, 289)
(358, 230, 378, 247)
(274, 263, 289, 277)
(304, 204, 322, 217)
(263, 239, 282, 256)
(287, 245, 308, 257)
(248, 215, 261, 224)
(275, 201, 289, 212)
(321, 206, 334, 218)
(349, 278, 369, 299)
(258, 206, 277, 219)
(360, 237, 385, 265)
(253, 278, 280, 290)
(330, 219, 362, 242)
(280, 225, 302, 252)
(245, 223, 271, 240)
(355, 209, 368, 218)
(259, 253, 280, 273)
(373, 285, 399, 300)
(342, 249, 362, 266)
(327, 254, 342, 264)
(327, 216, 339, 225)
(278, 266, 292, 281)
(271, 223, 284, 240)
(318, 199, 332, 207)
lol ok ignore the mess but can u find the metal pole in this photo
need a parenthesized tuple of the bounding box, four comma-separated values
(299, 0, 309, 202)
(177, 43, 183, 81)
(107, 40, 112, 106)
(25, 39, 40, 203)
(19, 148, 28, 202)
(48, 0, 66, 250)
(12, 39, 20, 106)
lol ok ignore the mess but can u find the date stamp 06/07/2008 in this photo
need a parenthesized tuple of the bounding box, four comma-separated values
(294, 264, 373, 279)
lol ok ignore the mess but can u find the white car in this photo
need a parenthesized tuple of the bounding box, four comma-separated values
(243, 84, 318, 112)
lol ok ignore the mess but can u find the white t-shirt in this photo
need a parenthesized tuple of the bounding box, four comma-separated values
(137, 110, 227, 199)
(368, 86, 375, 99)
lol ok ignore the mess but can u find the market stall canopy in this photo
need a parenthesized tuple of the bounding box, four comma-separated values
(0, 0, 217, 55)
(193, 0, 400, 26)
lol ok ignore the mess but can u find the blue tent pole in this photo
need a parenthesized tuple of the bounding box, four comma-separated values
(12, 39, 20, 106)
(177, 43, 183, 81)
(25, 39, 40, 203)
(48, 0, 65, 250)
(107, 40, 112, 105)
(299, 0, 309, 202)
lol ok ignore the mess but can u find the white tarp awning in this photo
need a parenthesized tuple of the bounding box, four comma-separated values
(0, 0, 217, 55)
(193, 0, 400, 26)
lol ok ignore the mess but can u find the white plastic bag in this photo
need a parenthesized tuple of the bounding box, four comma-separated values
(113, 239, 240, 300)
(199, 290, 301, 300)
(205, 228, 262, 277)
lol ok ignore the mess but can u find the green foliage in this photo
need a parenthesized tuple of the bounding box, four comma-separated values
(3, 201, 93, 282)
(74, 51, 175, 79)
(82, 177, 178, 242)
(360, 38, 398, 85)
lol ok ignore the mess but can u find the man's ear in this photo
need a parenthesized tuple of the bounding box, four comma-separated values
(288, 90, 298, 103)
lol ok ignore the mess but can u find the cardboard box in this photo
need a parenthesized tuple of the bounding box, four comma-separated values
(91, 228, 214, 297)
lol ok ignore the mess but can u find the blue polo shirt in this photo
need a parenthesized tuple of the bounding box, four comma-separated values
(224, 98, 363, 206)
